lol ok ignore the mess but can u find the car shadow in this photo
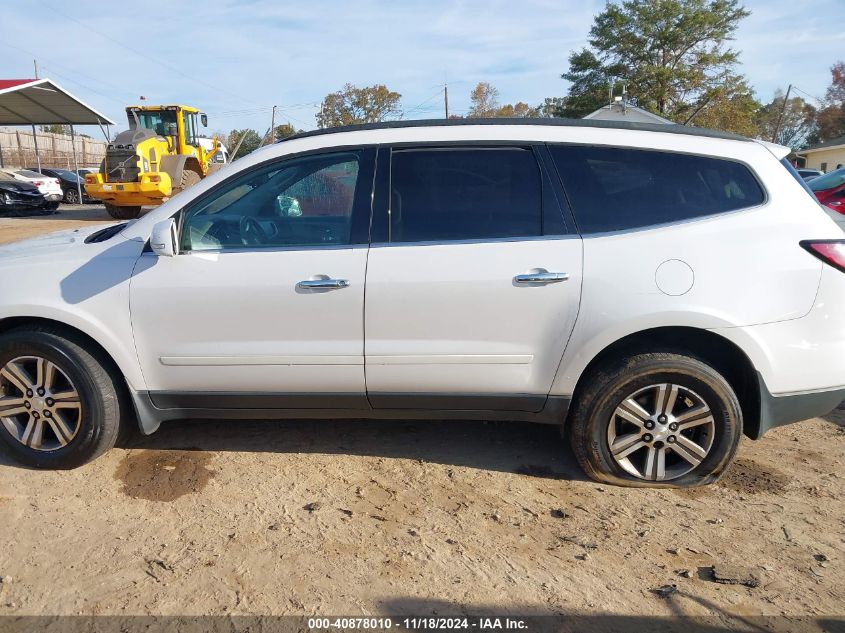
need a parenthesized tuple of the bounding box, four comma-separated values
(377, 596, 832, 632)
(0, 417, 587, 481)
(821, 401, 845, 427)
(131, 418, 586, 481)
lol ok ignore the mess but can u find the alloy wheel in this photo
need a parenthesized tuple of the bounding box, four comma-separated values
(0, 356, 83, 451)
(607, 383, 715, 481)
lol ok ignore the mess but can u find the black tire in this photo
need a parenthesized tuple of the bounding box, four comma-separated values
(170, 168, 201, 196)
(45, 201, 60, 211)
(0, 327, 128, 469)
(568, 352, 742, 488)
(64, 187, 80, 204)
(105, 204, 142, 220)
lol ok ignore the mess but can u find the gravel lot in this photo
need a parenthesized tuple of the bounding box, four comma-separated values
(0, 206, 843, 626)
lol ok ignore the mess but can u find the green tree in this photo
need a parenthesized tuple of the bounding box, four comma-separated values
(756, 89, 817, 149)
(227, 128, 262, 159)
(40, 124, 71, 135)
(467, 82, 540, 118)
(539, 97, 568, 118)
(560, 0, 752, 128)
(274, 123, 301, 142)
(685, 74, 760, 137)
(812, 61, 845, 142)
(316, 84, 402, 128)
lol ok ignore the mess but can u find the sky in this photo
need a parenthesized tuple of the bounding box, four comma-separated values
(2, 0, 844, 142)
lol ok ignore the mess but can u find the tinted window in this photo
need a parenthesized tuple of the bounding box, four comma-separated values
(389, 148, 542, 242)
(181, 152, 362, 251)
(549, 145, 765, 233)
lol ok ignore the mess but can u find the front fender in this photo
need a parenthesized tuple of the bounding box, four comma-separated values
(0, 236, 147, 391)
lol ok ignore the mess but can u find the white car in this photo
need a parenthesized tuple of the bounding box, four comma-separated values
(0, 120, 843, 487)
(2, 169, 63, 208)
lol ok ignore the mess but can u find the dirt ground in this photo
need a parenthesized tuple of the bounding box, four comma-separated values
(0, 207, 843, 626)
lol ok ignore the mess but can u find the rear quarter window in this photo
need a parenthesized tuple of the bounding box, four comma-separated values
(549, 145, 765, 234)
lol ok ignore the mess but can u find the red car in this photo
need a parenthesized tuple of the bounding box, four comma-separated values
(809, 167, 845, 212)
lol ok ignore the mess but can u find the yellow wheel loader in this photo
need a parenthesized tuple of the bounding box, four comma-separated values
(84, 105, 225, 220)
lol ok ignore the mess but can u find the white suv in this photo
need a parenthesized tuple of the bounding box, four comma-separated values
(1, 120, 843, 487)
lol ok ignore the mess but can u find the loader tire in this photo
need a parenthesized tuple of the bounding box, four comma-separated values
(171, 168, 201, 197)
(105, 204, 142, 220)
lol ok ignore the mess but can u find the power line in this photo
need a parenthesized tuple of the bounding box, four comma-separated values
(41, 1, 263, 108)
(404, 88, 448, 117)
(792, 86, 825, 105)
(41, 67, 127, 107)
(0, 41, 137, 103)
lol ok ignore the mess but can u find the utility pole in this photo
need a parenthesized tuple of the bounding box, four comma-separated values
(444, 84, 449, 119)
(269, 105, 277, 144)
(33, 59, 39, 79)
(772, 84, 793, 144)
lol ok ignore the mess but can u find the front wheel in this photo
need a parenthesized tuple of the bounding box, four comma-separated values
(0, 327, 128, 469)
(568, 352, 742, 488)
(104, 204, 142, 220)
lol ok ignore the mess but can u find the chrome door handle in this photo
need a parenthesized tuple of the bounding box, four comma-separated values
(297, 278, 350, 289)
(514, 272, 570, 284)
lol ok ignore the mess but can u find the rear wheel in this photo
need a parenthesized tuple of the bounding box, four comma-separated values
(0, 327, 128, 469)
(568, 352, 742, 488)
(104, 204, 142, 220)
(64, 187, 80, 204)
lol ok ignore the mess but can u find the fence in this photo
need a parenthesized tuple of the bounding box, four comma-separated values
(0, 127, 107, 170)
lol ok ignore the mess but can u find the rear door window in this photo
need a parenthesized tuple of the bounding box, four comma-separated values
(549, 145, 765, 234)
(388, 148, 546, 242)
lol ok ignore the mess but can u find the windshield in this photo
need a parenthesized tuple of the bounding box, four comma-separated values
(16, 169, 43, 178)
(0, 170, 15, 181)
(133, 109, 178, 136)
(809, 167, 845, 192)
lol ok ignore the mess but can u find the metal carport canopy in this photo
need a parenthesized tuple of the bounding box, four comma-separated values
(0, 78, 114, 126)
(0, 78, 116, 204)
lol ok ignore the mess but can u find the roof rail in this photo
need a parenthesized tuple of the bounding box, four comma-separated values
(282, 117, 751, 144)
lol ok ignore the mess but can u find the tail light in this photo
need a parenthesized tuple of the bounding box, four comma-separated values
(54, 179, 60, 185)
(801, 240, 845, 274)
(84, 175, 95, 184)
(33, 181, 42, 186)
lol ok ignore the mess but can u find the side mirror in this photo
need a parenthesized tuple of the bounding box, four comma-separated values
(200, 113, 208, 127)
(150, 218, 179, 257)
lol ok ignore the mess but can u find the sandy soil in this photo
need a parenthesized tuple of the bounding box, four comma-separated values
(0, 208, 842, 624)
(0, 205, 121, 245)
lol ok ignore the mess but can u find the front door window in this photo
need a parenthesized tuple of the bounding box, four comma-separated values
(180, 152, 363, 251)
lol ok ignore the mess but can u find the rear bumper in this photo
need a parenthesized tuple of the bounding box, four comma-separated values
(755, 378, 845, 438)
(85, 172, 172, 206)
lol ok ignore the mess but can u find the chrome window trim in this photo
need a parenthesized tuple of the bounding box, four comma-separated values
(369, 234, 579, 248)
(179, 243, 367, 255)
